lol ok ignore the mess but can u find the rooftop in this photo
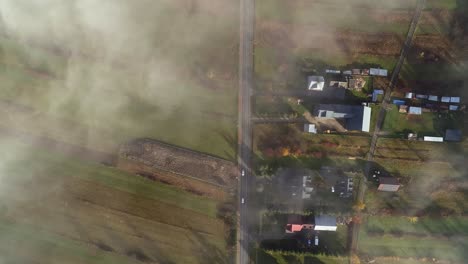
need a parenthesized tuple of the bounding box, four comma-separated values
(314, 215, 337, 231)
(308, 76, 325, 91)
(408, 106, 422, 115)
(315, 104, 371, 132)
(378, 177, 400, 192)
(445, 129, 462, 142)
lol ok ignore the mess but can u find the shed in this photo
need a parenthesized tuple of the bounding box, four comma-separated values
(372, 89, 384, 102)
(405, 92, 413, 99)
(308, 76, 325, 91)
(329, 81, 348, 89)
(408, 106, 422, 115)
(393, 99, 406, 105)
(449, 105, 459, 111)
(441, 97, 451, 103)
(370, 68, 388, 76)
(428, 95, 439, 102)
(378, 177, 400, 192)
(408, 133, 418, 140)
(445, 129, 462, 142)
(326, 69, 341, 74)
(450, 97, 460, 103)
(399, 105, 408, 113)
(304, 124, 317, 134)
(424, 136, 444, 142)
(352, 69, 361, 75)
(314, 215, 337, 231)
(343, 70, 352, 75)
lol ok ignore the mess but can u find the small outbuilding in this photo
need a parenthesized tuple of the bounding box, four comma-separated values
(378, 177, 400, 192)
(405, 92, 414, 99)
(304, 124, 317, 134)
(352, 69, 361, 75)
(408, 106, 422, 115)
(329, 81, 348, 89)
(407, 133, 418, 140)
(450, 97, 460, 103)
(428, 95, 439, 102)
(399, 105, 408, 113)
(445, 129, 462, 142)
(449, 105, 459, 111)
(314, 215, 337, 231)
(370, 68, 388, 76)
(441, 97, 451, 103)
(326, 69, 341, 74)
(308, 76, 325, 91)
(424, 136, 444, 142)
(372, 89, 384, 102)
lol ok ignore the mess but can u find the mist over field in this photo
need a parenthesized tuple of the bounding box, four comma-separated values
(0, 0, 239, 156)
(0, 0, 467, 263)
(0, 1, 239, 263)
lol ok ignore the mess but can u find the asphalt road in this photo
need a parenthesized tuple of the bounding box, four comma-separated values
(237, 0, 254, 263)
(350, 0, 426, 253)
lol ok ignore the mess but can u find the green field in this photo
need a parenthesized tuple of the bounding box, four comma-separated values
(0, 0, 239, 160)
(257, 0, 416, 33)
(0, 136, 227, 263)
(359, 215, 468, 263)
(257, 249, 348, 264)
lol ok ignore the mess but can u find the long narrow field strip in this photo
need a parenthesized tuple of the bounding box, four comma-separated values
(359, 230, 468, 263)
(364, 216, 468, 236)
(0, 136, 226, 263)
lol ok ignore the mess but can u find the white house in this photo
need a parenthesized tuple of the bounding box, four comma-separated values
(307, 76, 325, 91)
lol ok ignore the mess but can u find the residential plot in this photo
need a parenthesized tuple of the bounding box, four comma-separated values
(254, 0, 422, 91)
(254, 124, 370, 160)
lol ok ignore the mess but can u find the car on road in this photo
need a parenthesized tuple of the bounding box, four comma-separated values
(241, 169, 245, 177)
(241, 198, 245, 204)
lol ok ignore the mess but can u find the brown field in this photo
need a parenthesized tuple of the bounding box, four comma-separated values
(119, 138, 238, 187)
(254, 124, 370, 158)
(117, 159, 228, 199)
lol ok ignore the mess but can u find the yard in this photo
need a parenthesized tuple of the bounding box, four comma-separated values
(0, 136, 228, 263)
(254, 124, 371, 161)
(0, 0, 239, 160)
(258, 212, 349, 263)
(254, 0, 426, 93)
(383, 105, 445, 136)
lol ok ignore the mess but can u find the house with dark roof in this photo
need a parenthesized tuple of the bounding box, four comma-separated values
(314, 104, 371, 132)
(378, 177, 400, 192)
(445, 129, 462, 142)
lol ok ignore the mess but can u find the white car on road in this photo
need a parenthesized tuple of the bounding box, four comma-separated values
(241, 198, 245, 204)
(241, 170, 245, 177)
